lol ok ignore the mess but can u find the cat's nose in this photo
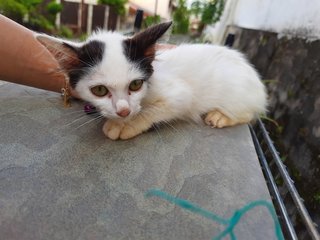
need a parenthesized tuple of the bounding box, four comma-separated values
(116, 108, 131, 117)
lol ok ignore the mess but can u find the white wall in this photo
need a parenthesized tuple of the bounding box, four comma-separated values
(232, 0, 320, 39)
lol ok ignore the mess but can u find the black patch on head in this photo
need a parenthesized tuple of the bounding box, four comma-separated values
(65, 40, 105, 87)
(123, 39, 155, 79)
(123, 22, 172, 80)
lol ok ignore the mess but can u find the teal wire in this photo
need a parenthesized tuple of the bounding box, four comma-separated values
(146, 189, 229, 224)
(146, 189, 284, 240)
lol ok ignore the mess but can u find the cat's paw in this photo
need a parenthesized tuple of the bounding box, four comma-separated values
(103, 120, 124, 140)
(120, 124, 143, 140)
(205, 110, 237, 128)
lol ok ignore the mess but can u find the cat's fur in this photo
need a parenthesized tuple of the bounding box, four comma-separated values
(37, 22, 267, 140)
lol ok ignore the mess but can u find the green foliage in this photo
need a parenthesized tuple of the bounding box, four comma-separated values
(144, 15, 161, 28)
(314, 192, 320, 204)
(172, 0, 190, 34)
(46, 1, 62, 15)
(0, 0, 25, 20)
(0, 0, 62, 31)
(190, 0, 203, 18)
(190, 0, 225, 25)
(201, 0, 224, 25)
(98, 0, 127, 15)
(79, 33, 89, 41)
(57, 25, 73, 38)
(30, 14, 54, 31)
(0, 0, 40, 22)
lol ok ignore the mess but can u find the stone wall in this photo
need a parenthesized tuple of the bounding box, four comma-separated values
(228, 26, 320, 228)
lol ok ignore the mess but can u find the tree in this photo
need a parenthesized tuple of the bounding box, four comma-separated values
(172, 0, 190, 34)
(0, 0, 63, 31)
(191, 0, 203, 18)
(98, 0, 128, 15)
(190, 0, 225, 33)
(201, 0, 224, 25)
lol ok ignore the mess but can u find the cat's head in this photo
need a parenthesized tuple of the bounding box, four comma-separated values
(37, 22, 172, 119)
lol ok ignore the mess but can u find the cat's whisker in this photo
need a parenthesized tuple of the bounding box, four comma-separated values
(163, 120, 179, 133)
(62, 109, 87, 116)
(152, 123, 164, 142)
(75, 115, 104, 129)
(65, 114, 90, 127)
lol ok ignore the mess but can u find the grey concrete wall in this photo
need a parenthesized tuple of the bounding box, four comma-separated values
(229, 26, 320, 230)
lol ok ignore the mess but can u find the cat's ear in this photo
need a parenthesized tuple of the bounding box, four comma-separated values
(124, 22, 172, 62)
(36, 34, 80, 71)
(131, 21, 172, 47)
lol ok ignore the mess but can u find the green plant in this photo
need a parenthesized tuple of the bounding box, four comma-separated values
(190, 0, 203, 18)
(201, 0, 224, 25)
(0, 1, 25, 21)
(190, 0, 224, 34)
(46, 1, 62, 15)
(144, 15, 161, 28)
(29, 14, 54, 31)
(314, 192, 320, 204)
(57, 25, 73, 38)
(45, 1, 63, 29)
(79, 33, 89, 41)
(172, 0, 190, 34)
(0, 0, 41, 23)
(98, 0, 128, 15)
(0, 0, 62, 32)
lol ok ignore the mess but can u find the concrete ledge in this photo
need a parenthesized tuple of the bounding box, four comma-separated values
(0, 83, 277, 239)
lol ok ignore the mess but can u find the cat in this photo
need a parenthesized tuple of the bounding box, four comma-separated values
(37, 22, 267, 140)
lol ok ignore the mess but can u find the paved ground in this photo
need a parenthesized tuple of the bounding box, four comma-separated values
(0, 83, 280, 239)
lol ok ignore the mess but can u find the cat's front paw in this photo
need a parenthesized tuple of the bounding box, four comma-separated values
(102, 120, 144, 140)
(119, 124, 143, 140)
(103, 120, 124, 140)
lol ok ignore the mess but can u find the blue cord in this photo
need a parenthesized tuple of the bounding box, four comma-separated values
(146, 189, 284, 240)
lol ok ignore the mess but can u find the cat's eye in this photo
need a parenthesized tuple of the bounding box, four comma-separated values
(129, 79, 143, 91)
(90, 85, 109, 97)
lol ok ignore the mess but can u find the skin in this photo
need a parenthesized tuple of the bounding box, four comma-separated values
(0, 15, 174, 100)
(0, 15, 67, 94)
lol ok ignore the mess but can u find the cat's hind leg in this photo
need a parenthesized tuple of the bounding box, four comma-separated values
(204, 110, 252, 128)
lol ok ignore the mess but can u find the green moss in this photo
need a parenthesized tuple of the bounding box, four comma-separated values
(262, 79, 278, 85)
(287, 89, 294, 99)
(259, 36, 268, 46)
(314, 192, 320, 203)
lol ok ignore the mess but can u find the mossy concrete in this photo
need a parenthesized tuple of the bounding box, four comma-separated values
(228, 26, 320, 229)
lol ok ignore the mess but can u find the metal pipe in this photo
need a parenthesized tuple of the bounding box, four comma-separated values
(256, 119, 320, 240)
(250, 126, 298, 240)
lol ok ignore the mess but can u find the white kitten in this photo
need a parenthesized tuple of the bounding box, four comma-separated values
(38, 22, 267, 140)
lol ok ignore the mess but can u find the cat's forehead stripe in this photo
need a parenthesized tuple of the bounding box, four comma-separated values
(69, 40, 105, 87)
(122, 39, 154, 80)
(79, 40, 105, 66)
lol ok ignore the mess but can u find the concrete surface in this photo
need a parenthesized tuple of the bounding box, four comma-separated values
(0, 83, 278, 239)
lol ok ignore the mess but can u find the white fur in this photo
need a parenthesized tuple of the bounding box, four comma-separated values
(70, 32, 266, 139)
(75, 32, 148, 119)
(147, 44, 267, 123)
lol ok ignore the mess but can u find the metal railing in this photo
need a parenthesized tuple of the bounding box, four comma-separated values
(250, 119, 320, 240)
